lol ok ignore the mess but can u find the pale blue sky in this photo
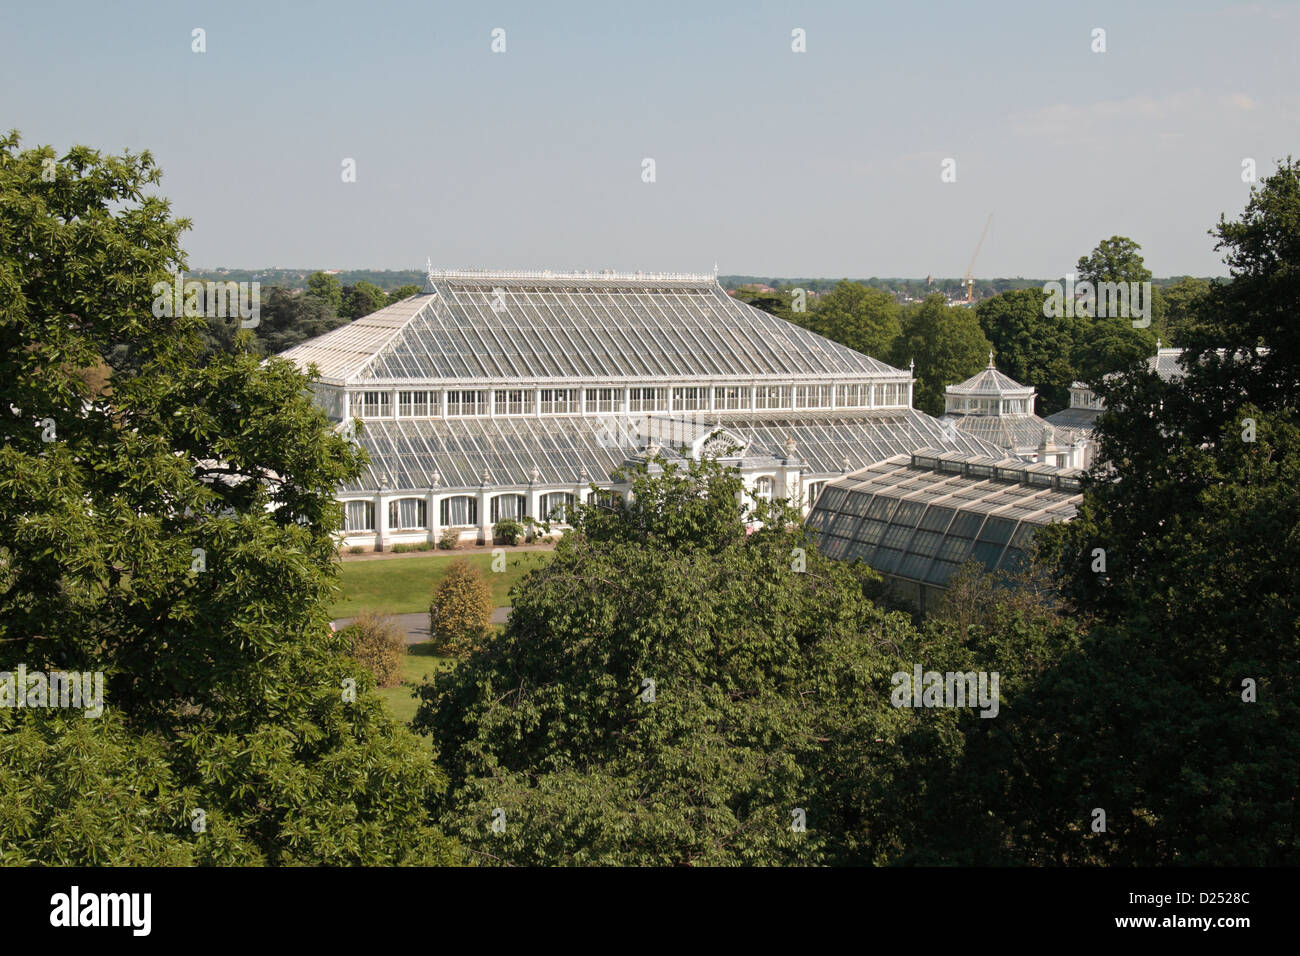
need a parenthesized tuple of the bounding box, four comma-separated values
(3, 0, 1296, 277)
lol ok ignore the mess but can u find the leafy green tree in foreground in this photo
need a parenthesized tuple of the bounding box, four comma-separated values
(0, 131, 459, 864)
(415, 454, 990, 865)
(1021, 160, 1300, 864)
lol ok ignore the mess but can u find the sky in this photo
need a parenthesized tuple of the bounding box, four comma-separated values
(3, 0, 1296, 278)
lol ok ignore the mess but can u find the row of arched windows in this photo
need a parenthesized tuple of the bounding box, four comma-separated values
(343, 492, 585, 532)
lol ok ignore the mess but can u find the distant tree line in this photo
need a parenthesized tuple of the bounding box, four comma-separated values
(195, 271, 421, 357)
(733, 243, 1210, 416)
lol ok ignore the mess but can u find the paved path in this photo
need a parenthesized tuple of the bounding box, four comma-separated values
(333, 607, 510, 645)
(340, 544, 554, 562)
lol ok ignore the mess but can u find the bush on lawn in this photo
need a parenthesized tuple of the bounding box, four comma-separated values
(429, 559, 493, 657)
(438, 528, 461, 550)
(338, 610, 405, 688)
(493, 518, 524, 546)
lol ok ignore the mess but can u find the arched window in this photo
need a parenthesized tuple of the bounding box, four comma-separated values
(753, 476, 775, 501)
(388, 498, 427, 530)
(439, 496, 478, 526)
(345, 500, 375, 532)
(490, 493, 527, 522)
(539, 492, 576, 522)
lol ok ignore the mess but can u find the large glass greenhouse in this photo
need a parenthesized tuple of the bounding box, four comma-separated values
(279, 269, 1008, 549)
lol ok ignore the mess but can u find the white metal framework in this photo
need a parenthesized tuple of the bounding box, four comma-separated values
(279, 270, 1010, 548)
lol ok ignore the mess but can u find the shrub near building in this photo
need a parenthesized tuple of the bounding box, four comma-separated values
(429, 559, 493, 656)
(339, 610, 406, 688)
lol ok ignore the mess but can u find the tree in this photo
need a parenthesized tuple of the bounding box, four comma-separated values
(413, 455, 960, 866)
(387, 284, 421, 305)
(340, 610, 406, 688)
(1070, 314, 1157, 385)
(340, 280, 388, 320)
(0, 132, 459, 865)
(429, 559, 492, 657)
(892, 294, 991, 415)
(257, 286, 346, 353)
(305, 270, 343, 311)
(975, 288, 1078, 413)
(1156, 276, 1211, 345)
(1076, 236, 1153, 286)
(807, 281, 901, 361)
(1189, 155, 1300, 415)
(1074, 236, 1166, 347)
(1020, 160, 1300, 864)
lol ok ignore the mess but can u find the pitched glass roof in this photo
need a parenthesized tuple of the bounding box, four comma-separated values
(340, 411, 1009, 494)
(806, 452, 1082, 586)
(281, 272, 904, 386)
(953, 414, 1085, 451)
(946, 357, 1035, 396)
(1044, 406, 1101, 431)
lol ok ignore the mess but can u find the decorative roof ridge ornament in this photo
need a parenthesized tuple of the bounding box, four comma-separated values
(422, 257, 437, 294)
(988, 349, 996, 368)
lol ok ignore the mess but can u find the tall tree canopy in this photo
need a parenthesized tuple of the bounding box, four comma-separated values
(892, 294, 990, 415)
(340, 279, 387, 320)
(414, 455, 976, 865)
(1076, 235, 1154, 285)
(975, 288, 1077, 413)
(1021, 159, 1300, 864)
(0, 132, 459, 864)
(807, 280, 902, 363)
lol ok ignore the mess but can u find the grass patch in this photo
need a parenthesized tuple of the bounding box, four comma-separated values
(375, 643, 456, 724)
(329, 550, 552, 618)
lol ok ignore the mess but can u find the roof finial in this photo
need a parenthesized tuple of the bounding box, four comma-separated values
(988, 349, 995, 368)
(713, 261, 719, 278)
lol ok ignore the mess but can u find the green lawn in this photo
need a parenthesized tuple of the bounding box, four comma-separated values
(376, 644, 456, 724)
(328, 550, 553, 618)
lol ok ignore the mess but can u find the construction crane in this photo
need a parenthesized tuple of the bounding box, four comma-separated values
(963, 213, 993, 303)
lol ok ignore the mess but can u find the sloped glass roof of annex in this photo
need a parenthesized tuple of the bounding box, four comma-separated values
(805, 450, 1082, 587)
(341, 410, 1009, 493)
(281, 270, 903, 386)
